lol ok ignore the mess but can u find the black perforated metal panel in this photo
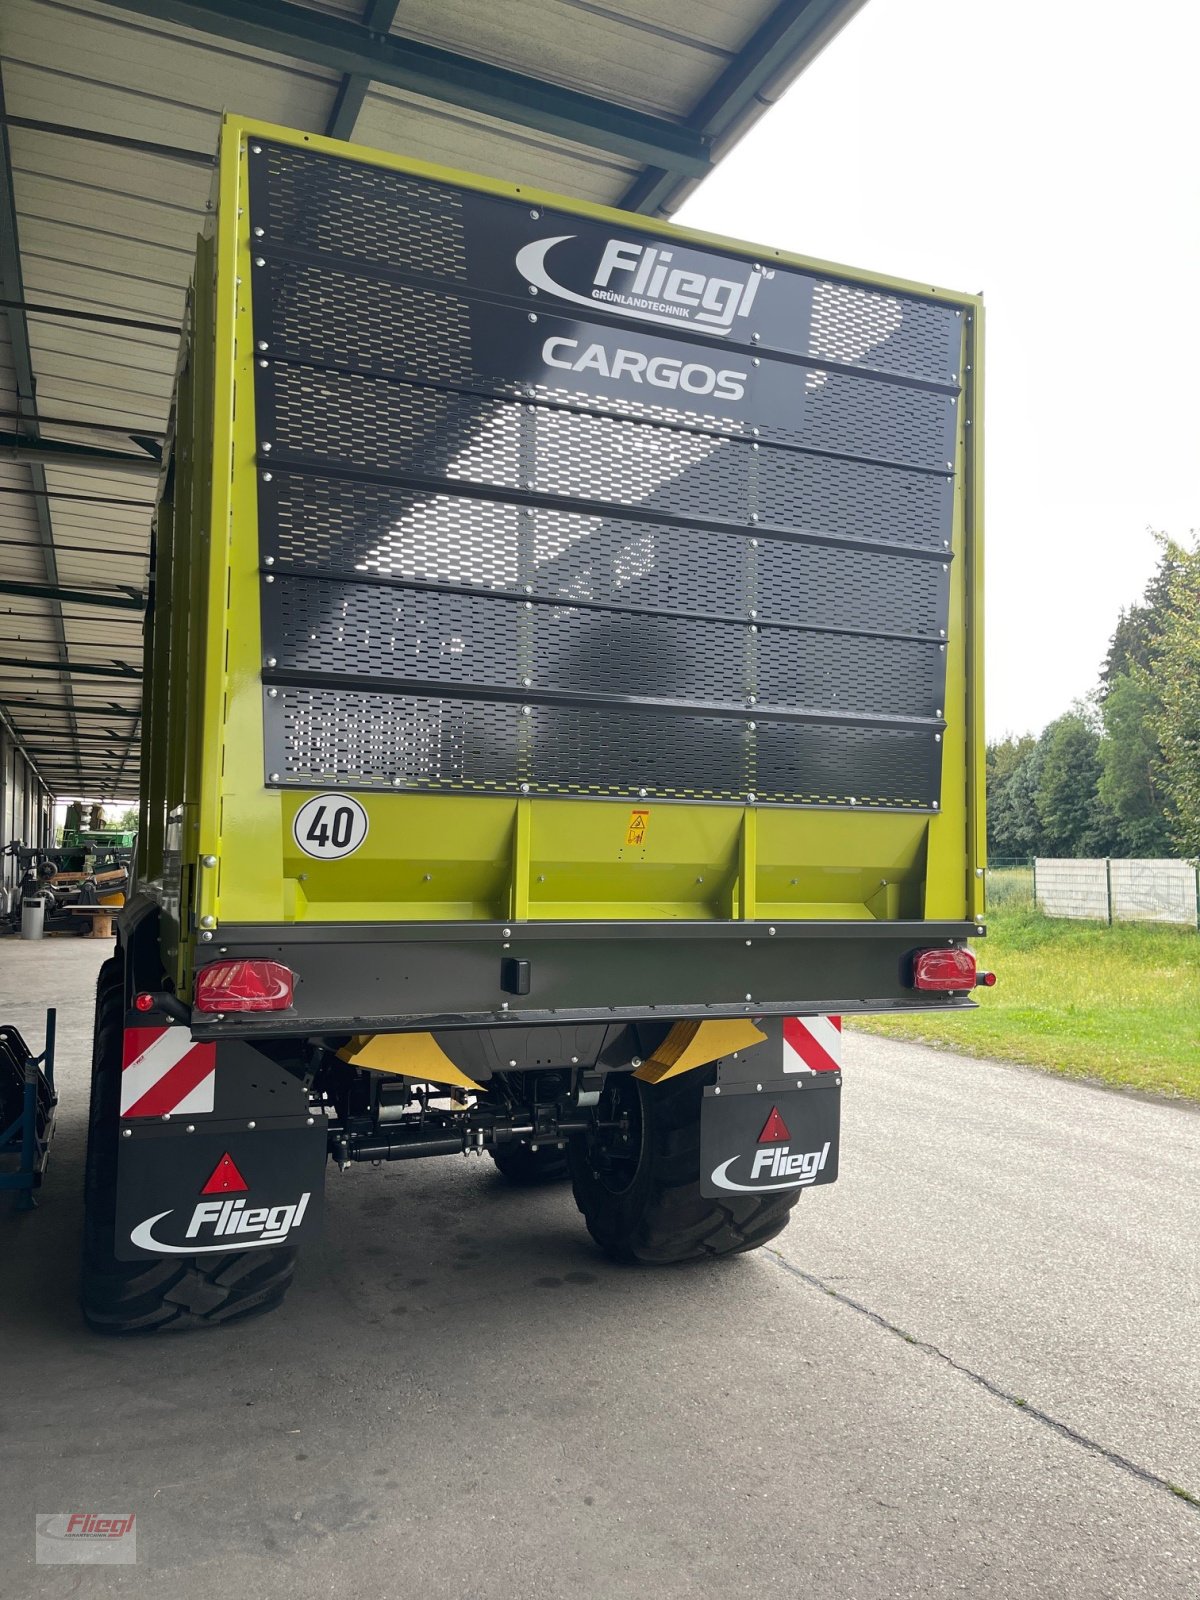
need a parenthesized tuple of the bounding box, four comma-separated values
(249, 141, 959, 807)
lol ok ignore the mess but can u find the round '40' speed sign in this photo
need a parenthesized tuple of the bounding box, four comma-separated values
(292, 794, 369, 861)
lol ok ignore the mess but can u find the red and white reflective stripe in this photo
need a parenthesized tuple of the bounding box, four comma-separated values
(782, 1015, 842, 1074)
(120, 1026, 216, 1118)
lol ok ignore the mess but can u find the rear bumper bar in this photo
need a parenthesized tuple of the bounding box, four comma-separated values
(188, 918, 982, 1039)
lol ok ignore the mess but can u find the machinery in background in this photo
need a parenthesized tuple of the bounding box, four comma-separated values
(0, 1010, 57, 1210)
(4, 840, 133, 938)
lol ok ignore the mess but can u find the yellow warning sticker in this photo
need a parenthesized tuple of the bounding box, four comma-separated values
(626, 808, 650, 846)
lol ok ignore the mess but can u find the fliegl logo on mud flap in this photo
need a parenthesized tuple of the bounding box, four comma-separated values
(709, 1105, 832, 1194)
(130, 1193, 311, 1254)
(516, 234, 770, 335)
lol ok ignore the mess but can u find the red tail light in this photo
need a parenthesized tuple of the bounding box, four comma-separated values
(193, 959, 295, 1013)
(911, 947, 977, 991)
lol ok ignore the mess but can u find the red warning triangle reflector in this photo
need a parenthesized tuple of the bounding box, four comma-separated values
(758, 1106, 790, 1144)
(200, 1152, 249, 1195)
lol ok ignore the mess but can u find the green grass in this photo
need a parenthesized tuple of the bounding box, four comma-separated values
(852, 899, 1200, 1100)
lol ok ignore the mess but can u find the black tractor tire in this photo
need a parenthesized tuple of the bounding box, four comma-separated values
(81, 956, 298, 1333)
(569, 1068, 800, 1264)
(489, 1139, 571, 1185)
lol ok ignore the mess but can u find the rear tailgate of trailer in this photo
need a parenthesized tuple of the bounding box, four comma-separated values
(152, 119, 983, 1021)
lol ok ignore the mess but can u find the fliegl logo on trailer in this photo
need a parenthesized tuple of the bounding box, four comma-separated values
(709, 1104, 832, 1195)
(129, 1151, 311, 1255)
(516, 234, 770, 335)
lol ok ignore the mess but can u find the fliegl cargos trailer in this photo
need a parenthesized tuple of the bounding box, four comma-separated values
(83, 117, 988, 1331)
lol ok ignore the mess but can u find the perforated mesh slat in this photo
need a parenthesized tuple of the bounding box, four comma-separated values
(269, 575, 942, 718)
(249, 142, 959, 809)
(254, 144, 467, 276)
(266, 689, 939, 806)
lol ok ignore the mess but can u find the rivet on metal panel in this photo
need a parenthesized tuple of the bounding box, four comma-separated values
(251, 144, 262, 154)
(745, 940, 752, 947)
(752, 358, 760, 366)
(527, 313, 538, 323)
(186, 1124, 195, 1134)
(202, 855, 217, 868)
(747, 721, 756, 731)
(262, 471, 273, 482)
(122, 1128, 131, 1138)
(520, 783, 530, 793)
(199, 931, 213, 942)
(257, 339, 268, 351)
(247, 1121, 256, 1130)
(392, 777, 403, 787)
(503, 928, 512, 937)
(253, 225, 264, 238)
(259, 359, 269, 369)
(254, 257, 266, 268)
(935, 734, 942, 743)
(746, 792, 756, 803)
(751, 333, 760, 342)
(161, 1113, 170, 1123)
(521, 705, 531, 716)
(747, 695, 756, 705)
(529, 209, 540, 219)
(933, 802, 940, 810)
(696, 876, 704, 884)
(522, 677, 532, 687)
(260, 441, 272, 452)
(745, 994, 753, 1001)
(501, 1002, 509, 1011)
(750, 538, 758, 548)
(528, 286, 538, 296)
(269, 772, 279, 781)
(769, 926, 776, 935)
(200, 915, 216, 928)
(638, 787, 647, 798)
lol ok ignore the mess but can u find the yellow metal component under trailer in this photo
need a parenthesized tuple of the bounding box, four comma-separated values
(82, 117, 988, 1332)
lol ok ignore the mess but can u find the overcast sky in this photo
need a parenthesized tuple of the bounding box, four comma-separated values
(681, 0, 1200, 739)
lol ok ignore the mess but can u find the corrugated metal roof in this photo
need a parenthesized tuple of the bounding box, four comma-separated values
(0, 0, 866, 797)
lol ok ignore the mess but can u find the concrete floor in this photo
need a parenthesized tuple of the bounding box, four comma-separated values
(3, 935, 1200, 1598)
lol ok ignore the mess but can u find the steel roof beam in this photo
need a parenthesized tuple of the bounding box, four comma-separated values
(109, 0, 710, 174)
(622, 0, 866, 216)
(0, 579, 146, 610)
(326, 0, 402, 142)
(0, 656, 142, 680)
(0, 431, 162, 475)
(0, 698, 141, 718)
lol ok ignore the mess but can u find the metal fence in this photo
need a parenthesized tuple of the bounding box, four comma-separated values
(1026, 858, 1200, 925)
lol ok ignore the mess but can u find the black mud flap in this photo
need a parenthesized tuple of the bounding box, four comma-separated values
(115, 1122, 327, 1260)
(699, 1074, 840, 1199)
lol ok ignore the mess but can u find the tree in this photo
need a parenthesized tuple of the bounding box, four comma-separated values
(1100, 535, 1182, 694)
(986, 735, 1043, 859)
(1034, 709, 1120, 857)
(1151, 540, 1200, 855)
(1097, 670, 1172, 855)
